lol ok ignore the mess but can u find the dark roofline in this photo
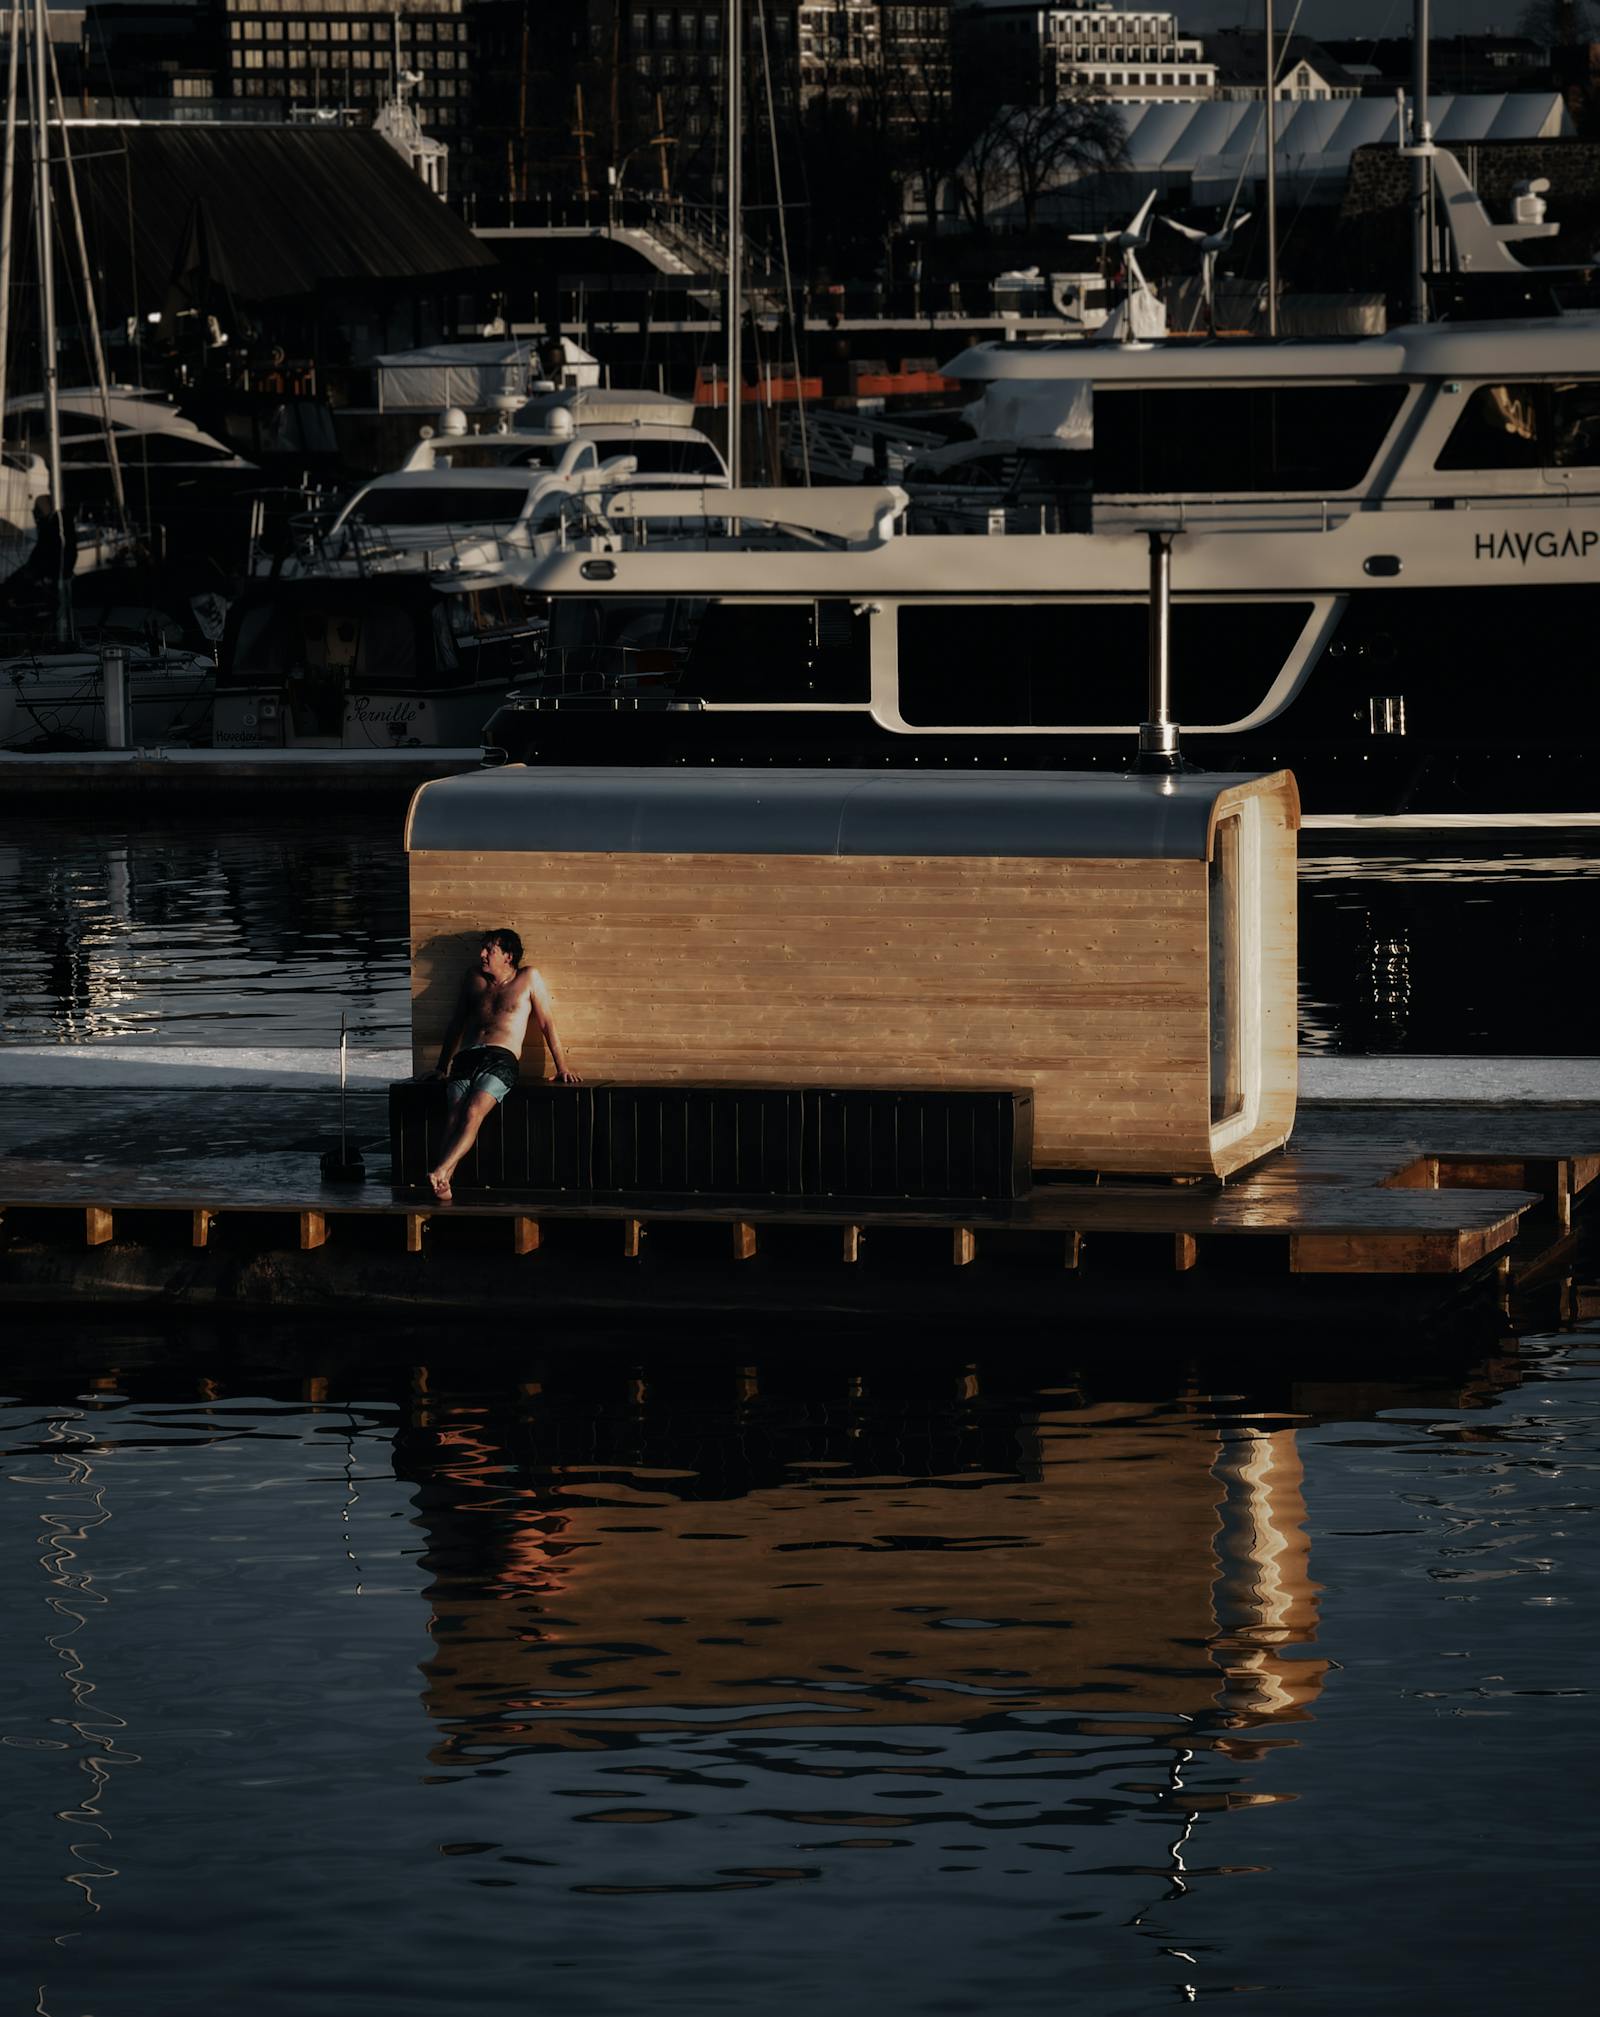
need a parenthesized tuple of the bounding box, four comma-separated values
(13, 124, 497, 312)
(1204, 30, 1361, 91)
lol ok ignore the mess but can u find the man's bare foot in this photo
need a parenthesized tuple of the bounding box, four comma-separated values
(428, 1169, 453, 1203)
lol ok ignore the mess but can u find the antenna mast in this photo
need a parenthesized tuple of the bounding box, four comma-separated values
(726, 0, 743, 484)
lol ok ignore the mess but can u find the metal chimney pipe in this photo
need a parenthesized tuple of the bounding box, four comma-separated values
(1138, 530, 1182, 772)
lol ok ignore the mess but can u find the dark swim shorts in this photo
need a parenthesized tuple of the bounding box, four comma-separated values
(446, 1045, 520, 1105)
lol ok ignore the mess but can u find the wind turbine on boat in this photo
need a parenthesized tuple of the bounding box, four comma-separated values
(1162, 211, 1252, 334)
(1069, 191, 1164, 340)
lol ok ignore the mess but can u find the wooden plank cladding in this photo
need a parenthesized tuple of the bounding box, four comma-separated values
(405, 767, 1300, 1179)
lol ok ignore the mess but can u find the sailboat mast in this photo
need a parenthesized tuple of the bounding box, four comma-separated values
(0, 0, 22, 434)
(726, 0, 742, 483)
(27, 0, 59, 506)
(1263, 0, 1278, 336)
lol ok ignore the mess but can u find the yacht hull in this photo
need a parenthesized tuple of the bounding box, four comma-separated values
(486, 581, 1600, 819)
(0, 651, 214, 751)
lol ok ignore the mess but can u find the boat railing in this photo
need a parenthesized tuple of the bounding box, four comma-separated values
(284, 510, 529, 579)
(527, 645, 687, 698)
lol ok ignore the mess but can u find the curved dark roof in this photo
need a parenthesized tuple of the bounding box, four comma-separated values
(406, 766, 1287, 861)
(25, 124, 496, 311)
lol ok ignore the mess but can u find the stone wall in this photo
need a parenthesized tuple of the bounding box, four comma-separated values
(1344, 138, 1600, 218)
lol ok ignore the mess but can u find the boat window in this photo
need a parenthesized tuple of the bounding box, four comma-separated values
(548, 597, 703, 656)
(352, 605, 419, 682)
(1433, 380, 1600, 471)
(678, 600, 871, 702)
(1434, 383, 1544, 470)
(228, 602, 421, 685)
(546, 598, 866, 700)
(431, 605, 461, 676)
(229, 602, 281, 676)
(1552, 381, 1600, 467)
(349, 485, 531, 526)
(1094, 385, 1406, 493)
(435, 442, 559, 471)
(589, 438, 725, 476)
(896, 602, 1312, 726)
(445, 587, 543, 636)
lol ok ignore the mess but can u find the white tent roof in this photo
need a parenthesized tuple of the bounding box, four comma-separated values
(1111, 90, 1571, 187)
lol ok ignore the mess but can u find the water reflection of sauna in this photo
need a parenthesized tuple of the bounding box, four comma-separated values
(394, 1372, 1329, 1764)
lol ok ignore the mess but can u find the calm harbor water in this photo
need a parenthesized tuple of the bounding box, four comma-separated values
(2, 810, 1596, 2009)
(4, 809, 1600, 1055)
(0, 1324, 1594, 2014)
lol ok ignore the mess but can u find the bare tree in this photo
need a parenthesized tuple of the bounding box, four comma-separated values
(1519, 0, 1598, 43)
(878, 4, 964, 235)
(1008, 93, 1125, 236)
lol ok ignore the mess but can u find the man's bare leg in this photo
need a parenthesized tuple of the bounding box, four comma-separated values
(427, 1089, 498, 1202)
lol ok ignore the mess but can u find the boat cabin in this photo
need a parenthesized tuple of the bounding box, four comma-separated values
(403, 765, 1300, 1179)
(214, 575, 544, 748)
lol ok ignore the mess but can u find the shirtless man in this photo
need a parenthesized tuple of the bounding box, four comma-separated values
(422, 928, 580, 1201)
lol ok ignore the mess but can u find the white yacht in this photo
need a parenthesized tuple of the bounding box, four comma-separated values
(274, 416, 637, 582)
(210, 396, 732, 746)
(487, 315, 1600, 817)
(1, 386, 254, 578)
(213, 415, 644, 750)
(518, 384, 731, 488)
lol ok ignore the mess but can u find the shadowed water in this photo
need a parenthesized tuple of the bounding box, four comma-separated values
(5, 813, 1600, 1054)
(0, 1326, 1593, 2014)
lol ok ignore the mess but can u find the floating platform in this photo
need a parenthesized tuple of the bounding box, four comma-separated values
(1, 1086, 1593, 1325)
(0, 747, 484, 800)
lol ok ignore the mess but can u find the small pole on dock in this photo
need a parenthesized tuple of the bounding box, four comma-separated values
(100, 643, 129, 749)
(320, 1011, 367, 1183)
(1137, 529, 1189, 775)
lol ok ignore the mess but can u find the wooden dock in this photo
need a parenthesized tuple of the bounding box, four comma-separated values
(1, 1088, 1593, 1322)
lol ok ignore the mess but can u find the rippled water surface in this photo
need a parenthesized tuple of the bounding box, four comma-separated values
(1, 1328, 1593, 2015)
(4, 814, 1600, 1054)
(0, 812, 410, 1048)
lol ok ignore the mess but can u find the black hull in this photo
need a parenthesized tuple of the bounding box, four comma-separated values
(485, 584, 1600, 817)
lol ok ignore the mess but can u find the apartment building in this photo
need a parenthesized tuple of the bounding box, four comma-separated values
(972, 3, 1217, 105)
(221, 0, 474, 127)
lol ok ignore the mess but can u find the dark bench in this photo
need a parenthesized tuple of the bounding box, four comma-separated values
(389, 1081, 1033, 1201)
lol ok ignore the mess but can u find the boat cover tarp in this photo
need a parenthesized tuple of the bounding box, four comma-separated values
(971, 381, 1093, 450)
(374, 342, 536, 412)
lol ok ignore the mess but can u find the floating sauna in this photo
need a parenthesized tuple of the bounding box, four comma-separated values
(403, 766, 1300, 1179)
